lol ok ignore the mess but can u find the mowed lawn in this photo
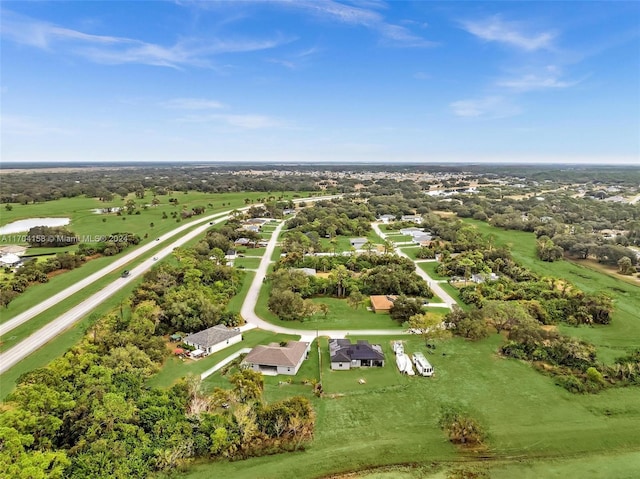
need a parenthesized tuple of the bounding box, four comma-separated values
(226, 271, 255, 315)
(184, 333, 640, 479)
(233, 256, 262, 270)
(200, 339, 322, 403)
(255, 286, 404, 331)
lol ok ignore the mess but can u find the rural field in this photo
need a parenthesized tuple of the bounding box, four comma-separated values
(181, 220, 640, 479)
(463, 219, 640, 363)
(184, 333, 640, 479)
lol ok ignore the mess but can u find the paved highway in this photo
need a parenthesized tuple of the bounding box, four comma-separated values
(0, 195, 340, 374)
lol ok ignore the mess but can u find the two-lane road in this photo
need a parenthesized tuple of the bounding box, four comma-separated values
(0, 195, 341, 375)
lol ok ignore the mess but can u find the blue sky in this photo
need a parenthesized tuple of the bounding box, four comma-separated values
(1, 0, 639, 164)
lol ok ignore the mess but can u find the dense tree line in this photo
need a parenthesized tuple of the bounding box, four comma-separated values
(1, 243, 315, 477)
(285, 198, 375, 239)
(267, 250, 433, 322)
(0, 310, 314, 477)
(0, 167, 325, 205)
(131, 249, 244, 333)
(25, 226, 78, 248)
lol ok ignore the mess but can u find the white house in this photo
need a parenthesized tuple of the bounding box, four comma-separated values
(0, 253, 22, 266)
(378, 214, 396, 223)
(400, 227, 424, 237)
(183, 325, 242, 356)
(401, 215, 423, 224)
(243, 341, 310, 376)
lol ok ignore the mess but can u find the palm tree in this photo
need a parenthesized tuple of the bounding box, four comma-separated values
(330, 265, 351, 298)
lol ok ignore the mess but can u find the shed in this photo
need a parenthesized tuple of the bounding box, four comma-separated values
(370, 295, 397, 313)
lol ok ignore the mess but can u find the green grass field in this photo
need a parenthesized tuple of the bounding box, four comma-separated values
(233, 256, 263, 270)
(418, 261, 448, 280)
(462, 219, 640, 362)
(181, 217, 640, 479)
(255, 285, 404, 331)
(184, 332, 640, 479)
(226, 271, 255, 315)
(398, 246, 421, 260)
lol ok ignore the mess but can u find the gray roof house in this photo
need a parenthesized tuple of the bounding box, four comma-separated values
(400, 227, 424, 237)
(350, 237, 368, 249)
(413, 233, 433, 245)
(244, 341, 310, 376)
(183, 325, 242, 356)
(329, 339, 385, 370)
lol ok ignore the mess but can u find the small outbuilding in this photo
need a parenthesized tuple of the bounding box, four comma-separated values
(0, 253, 22, 266)
(349, 237, 368, 249)
(370, 295, 397, 314)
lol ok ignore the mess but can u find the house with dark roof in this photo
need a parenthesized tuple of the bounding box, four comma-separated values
(243, 341, 310, 376)
(182, 325, 242, 356)
(329, 339, 385, 370)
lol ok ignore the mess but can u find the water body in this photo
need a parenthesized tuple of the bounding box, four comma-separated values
(0, 218, 71, 234)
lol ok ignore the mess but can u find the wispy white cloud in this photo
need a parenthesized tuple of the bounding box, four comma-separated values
(497, 66, 584, 91)
(215, 114, 286, 129)
(266, 58, 297, 69)
(1, 10, 291, 68)
(266, 45, 321, 70)
(177, 113, 288, 129)
(274, 0, 437, 47)
(461, 15, 556, 51)
(450, 96, 521, 119)
(162, 98, 226, 110)
(500, 75, 577, 91)
(0, 115, 73, 136)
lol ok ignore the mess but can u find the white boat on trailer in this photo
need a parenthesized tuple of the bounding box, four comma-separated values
(396, 352, 415, 375)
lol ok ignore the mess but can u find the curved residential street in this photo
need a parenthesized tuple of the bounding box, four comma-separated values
(371, 222, 457, 308)
(240, 220, 451, 343)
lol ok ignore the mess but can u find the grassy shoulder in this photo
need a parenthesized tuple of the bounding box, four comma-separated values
(0, 276, 144, 400)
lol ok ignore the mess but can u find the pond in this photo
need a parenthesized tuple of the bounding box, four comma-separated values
(0, 217, 71, 234)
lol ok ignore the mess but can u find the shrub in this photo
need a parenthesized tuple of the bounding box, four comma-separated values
(438, 405, 486, 446)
